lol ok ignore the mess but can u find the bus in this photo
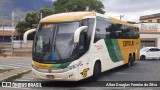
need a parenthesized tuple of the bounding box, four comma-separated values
(28, 12, 140, 81)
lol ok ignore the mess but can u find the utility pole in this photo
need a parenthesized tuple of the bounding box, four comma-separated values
(40, 12, 43, 19)
(0, 17, 5, 42)
(86, 6, 89, 11)
(11, 11, 15, 57)
(2, 21, 4, 42)
(12, 11, 15, 27)
(119, 15, 125, 20)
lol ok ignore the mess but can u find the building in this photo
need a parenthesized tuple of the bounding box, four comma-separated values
(140, 13, 160, 23)
(136, 13, 160, 48)
(0, 27, 18, 42)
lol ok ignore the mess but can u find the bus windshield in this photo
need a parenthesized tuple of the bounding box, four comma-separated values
(33, 22, 79, 62)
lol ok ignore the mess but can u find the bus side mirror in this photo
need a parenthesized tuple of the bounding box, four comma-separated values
(74, 26, 88, 43)
(23, 28, 36, 43)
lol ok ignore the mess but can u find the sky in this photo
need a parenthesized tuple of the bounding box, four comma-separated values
(102, 0, 160, 22)
(50, 0, 160, 22)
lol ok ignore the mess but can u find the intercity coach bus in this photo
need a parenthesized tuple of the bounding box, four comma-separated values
(30, 12, 140, 81)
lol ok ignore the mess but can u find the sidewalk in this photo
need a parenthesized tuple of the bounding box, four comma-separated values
(0, 57, 32, 60)
(0, 67, 31, 81)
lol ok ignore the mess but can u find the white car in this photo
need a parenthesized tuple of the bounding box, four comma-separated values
(140, 47, 160, 60)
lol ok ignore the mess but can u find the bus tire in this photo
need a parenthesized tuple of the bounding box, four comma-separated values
(131, 53, 135, 66)
(92, 62, 100, 81)
(127, 55, 132, 67)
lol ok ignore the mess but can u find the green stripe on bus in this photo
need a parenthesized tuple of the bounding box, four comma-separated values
(105, 39, 123, 62)
(50, 62, 71, 69)
(51, 64, 61, 68)
(58, 62, 71, 69)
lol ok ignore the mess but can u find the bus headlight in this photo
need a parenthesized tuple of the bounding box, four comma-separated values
(64, 64, 78, 71)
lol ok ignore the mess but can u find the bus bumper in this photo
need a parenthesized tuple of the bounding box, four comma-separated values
(31, 66, 79, 81)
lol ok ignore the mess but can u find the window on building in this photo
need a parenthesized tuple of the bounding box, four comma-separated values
(141, 41, 155, 48)
(157, 19, 160, 23)
(148, 20, 152, 23)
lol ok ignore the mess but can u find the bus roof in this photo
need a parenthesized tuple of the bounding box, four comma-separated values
(40, 12, 96, 23)
(40, 11, 139, 28)
(109, 17, 138, 28)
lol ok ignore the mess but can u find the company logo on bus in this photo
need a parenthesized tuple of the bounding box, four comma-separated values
(81, 68, 89, 78)
(123, 41, 134, 47)
(95, 45, 103, 50)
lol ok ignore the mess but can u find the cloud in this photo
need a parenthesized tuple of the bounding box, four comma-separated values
(44, 0, 160, 22)
(102, 0, 160, 22)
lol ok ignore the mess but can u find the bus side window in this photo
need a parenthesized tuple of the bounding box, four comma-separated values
(79, 31, 87, 52)
(94, 18, 106, 43)
(109, 24, 118, 39)
(80, 18, 95, 53)
(105, 21, 112, 38)
(115, 24, 122, 38)
(135, 28, 140, 39)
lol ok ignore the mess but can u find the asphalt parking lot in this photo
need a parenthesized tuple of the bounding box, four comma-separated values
(1, 59, 160, 90)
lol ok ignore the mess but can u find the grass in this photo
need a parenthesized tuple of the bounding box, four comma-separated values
(0, 69, 13, 73)
(3, 70, 31, 81)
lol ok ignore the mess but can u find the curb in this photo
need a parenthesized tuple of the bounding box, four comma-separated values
(0, 57, 32, 60)
(0, 67, 31, 81)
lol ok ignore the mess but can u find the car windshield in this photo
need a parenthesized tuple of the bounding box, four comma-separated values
(33, 22, 79, 61)
(140, 47, 149, 51)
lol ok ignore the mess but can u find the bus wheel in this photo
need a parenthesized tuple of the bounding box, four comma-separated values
(92, 62, 100, 81)
(131, 54, 135, 66)
(140, 55, 145, 60)
(127, 55, 132, 67)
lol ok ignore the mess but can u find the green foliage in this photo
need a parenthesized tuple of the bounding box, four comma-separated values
(54, 0, 105, 14)
(40, 7, 55, 18)
(16, 0, 105, 40)
(3, 70, 31, 81)
(16, 7, 55, 40)
(16, 21, 28, 34)
(25, 11, 40, 28)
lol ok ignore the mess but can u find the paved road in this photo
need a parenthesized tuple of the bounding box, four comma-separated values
(1, 59, 160, 90)
(0, 58, 31, 69)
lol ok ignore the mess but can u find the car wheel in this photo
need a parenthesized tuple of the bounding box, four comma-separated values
(140, 55, 145, 60)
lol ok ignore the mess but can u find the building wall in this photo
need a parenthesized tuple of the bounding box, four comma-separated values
(136, 22, 160, 48)
(140, 17, 160, 23)
(140, 34, 160, 48)
(138, 13, 160, 48)
(158, 38, 160, 47)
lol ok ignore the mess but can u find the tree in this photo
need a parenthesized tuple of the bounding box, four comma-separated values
(54, 0, 105, 14)
(25, 11, 40, 28)
(40, 7, 55, 18)
(16, 11, 40, 40)
(16, 7, 55, 40)
(16, 21, 28, 34)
